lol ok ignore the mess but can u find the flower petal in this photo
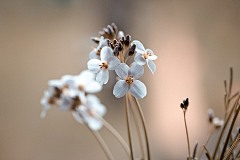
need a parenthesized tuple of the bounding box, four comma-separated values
(107, 56, 120, 70)
(129, 80, 147, 99)
(77, 70, 95, 85)
(72, 111, 83, 124)
(85, 81, 102, 93)
(87, 59, 101, 73)
(89, 49, 100, 59)
(115, 63, 129, 79)
(128, 62, 144, 79)
(40, 105, 50, 118)
(88, 118, 103, 131)
(86, 94, 101, 104)
(113, 80, 129, 98)
(48, 79, 63, 89)
(146, 49, 158, 60)
(100, 46, 113, 61)
(131, 40, 145, 52)
(147, 59, 156, 74)
(93, 103, 106, 117)
(134, 52, 146, 65)
(96, 69, 109, 85)
(97, 36, 108, 50)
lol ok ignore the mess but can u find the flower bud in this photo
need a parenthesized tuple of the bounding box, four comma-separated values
(180, 103, 185, 110)
(90, 37, 100, 44)
(111, 23, 118, 34)
(113, 47, 119, 56)
(183, 98, 189, 107)
(125, 34, 131, 47)
(117, 31, 125, 40)
(107, 39, 114, 49)
(107, 25, 114, 36)
(118, 42, 123, 51)
(207, 108, 215, 123)
(128, 44, 136, 56)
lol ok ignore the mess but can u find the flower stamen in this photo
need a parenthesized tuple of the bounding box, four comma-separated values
(143, 51, 151, 59)
(126, 76, 134, 84)
(99, 62, 108, 69)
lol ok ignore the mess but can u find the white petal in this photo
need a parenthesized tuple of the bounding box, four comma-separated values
(40, 105, 50, 119)
(129, 80, 147, 99)
(89, 49, 100, 59)
(61, 75, 75, 88)
(48, 79, 63, 89)
(113, 80, 129, 98)
(87, 94, 101, 104)
(128, 62, 144, 79)
(131, 40, 145, 52)
(115, 63, 129, 79)
(87, 59, 101, 73)
(134, 52, 146, 65)
(100, 46, 113, 61)
(146, 49, 158, 60)
(93, 103, 107, 117)
(147, 60, 156, 74)
(88, 118, 103, 131)
(96, 69, 109, 85)
(72, 112, 83, 124)
(77, 70, 95, 85)
(85, 81, 102, 93)
(107, 56, 120, 70)
(97, 36, 108, 50)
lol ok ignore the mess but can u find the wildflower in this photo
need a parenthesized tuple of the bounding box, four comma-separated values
(72, 94, 106, 131)
(113, 62, 146, 99)
(132, 40, 158, 74)
(88, 46, 120, 85)
(212, 117, 224, 129)
(89, 36, 108, 59)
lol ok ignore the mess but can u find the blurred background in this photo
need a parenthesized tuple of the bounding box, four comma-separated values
(1, 0, 240, 159)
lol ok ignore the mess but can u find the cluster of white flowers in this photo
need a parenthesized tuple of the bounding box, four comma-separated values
(40, 23, 158, 132)
(88, 23, 158, 99)
(40, 70, 106, 130)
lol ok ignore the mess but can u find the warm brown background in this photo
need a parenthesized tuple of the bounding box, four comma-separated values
(1, 0, 240, 160)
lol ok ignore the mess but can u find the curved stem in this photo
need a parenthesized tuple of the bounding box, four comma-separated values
(85, 123, 114, 160)
(133, 97, 151, 160)
(95, 114, 131, 157)
(183, 111, 191, 160)
(125, 94, 134, 160)
(128, 92, 146, 159)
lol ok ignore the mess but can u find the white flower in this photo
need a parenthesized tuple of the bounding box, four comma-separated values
(132, 40, 158, 74)
(213, 117, 224, 129)
(72, 94, 106, 131)
(88, 46, 120, 85)
(40, 90, 54, 118)
(89, 36, 108, 59)
(113, 62, 147, 99)
(74, 70, 102, 93)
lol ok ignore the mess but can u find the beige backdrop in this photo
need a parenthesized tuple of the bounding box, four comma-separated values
(1, 0, 240, 160)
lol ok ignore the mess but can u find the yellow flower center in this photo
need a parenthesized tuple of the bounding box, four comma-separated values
(99, 62, 108, 69)
(126, 76, 134, 84)
(143, 51, 152, 59)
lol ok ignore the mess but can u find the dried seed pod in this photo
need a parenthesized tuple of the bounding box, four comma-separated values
(183, 98, 189, 107)
(128, 44, 136, 56)
(111, 23, 118, 34)
(180, 103, 185, 110)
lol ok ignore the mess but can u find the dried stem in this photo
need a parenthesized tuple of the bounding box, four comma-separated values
(183, 111, 191, 160)
(84, 123, 114, 160)
(133, 97, 151, 160)
(128, 92, 146, 159)
(125, 94, 134, 160)
(198, 125, 214, 159)
(95, 114, 131, 157)
(219, 104, 240, 160)
(223, 134, 240, 160)
(203, 145, 213, 160)
(212, 94, 240, 159)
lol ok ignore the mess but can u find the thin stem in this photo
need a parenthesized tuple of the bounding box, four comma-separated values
(128, 92, 146, 159)
(223, 136, 239, 160)
(184, 111, 191, 160)
(125, 94, 134, 160)
(219, 104, 240, 160)
(212, 94, 240, 159)
(133, 97, 151, 160)
(198, 125, 214, 159)
(203, 145, 213, 160)
(125, 56, 130, 63)
(95, 114, 131, 157)
(228, 67, 233, 98)
(84, 123, 114, 160)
